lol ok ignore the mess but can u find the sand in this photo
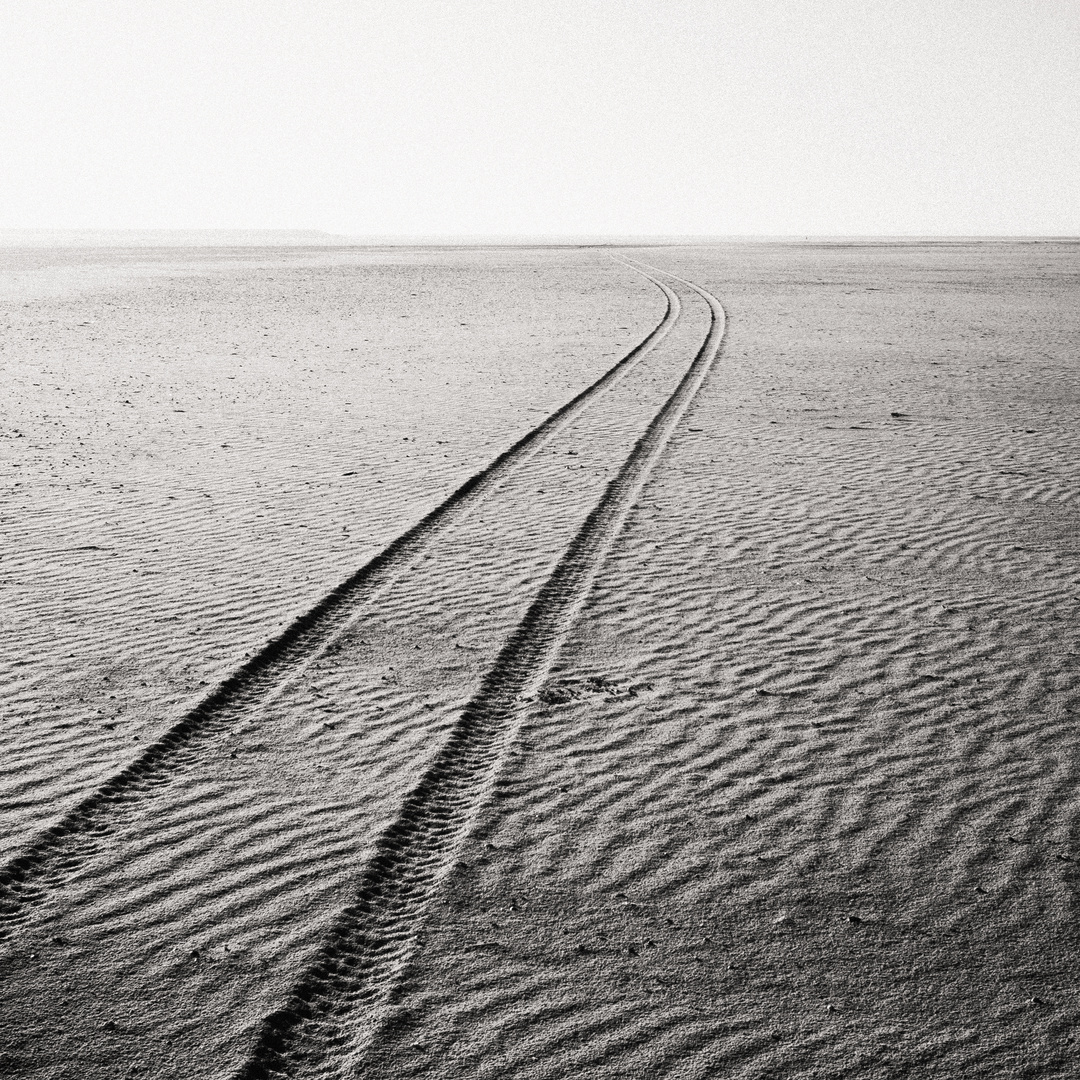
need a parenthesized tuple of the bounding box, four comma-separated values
(1, 241, 1078, 1078)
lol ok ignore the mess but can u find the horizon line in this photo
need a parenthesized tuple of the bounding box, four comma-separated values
(1, 227, 1078, 249)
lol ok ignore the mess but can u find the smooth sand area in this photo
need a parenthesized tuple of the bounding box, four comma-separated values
(1, 241, 1078, 1078)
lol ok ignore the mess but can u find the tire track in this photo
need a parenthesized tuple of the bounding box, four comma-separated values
(0, 268, 680, 939)
(233, 272, 725, 1080)
(353, 246, 1080, 1080)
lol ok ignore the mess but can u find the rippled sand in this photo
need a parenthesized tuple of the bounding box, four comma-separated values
(1, 241, 1078, 1078)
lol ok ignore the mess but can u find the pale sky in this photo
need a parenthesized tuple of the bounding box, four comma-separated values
(1, 0, 1077, 236)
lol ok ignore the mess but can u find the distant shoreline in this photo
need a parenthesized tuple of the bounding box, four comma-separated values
(0, 229, 355, 248)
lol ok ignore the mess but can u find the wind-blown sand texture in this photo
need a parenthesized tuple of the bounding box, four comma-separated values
(1, 241, 1078, 1078)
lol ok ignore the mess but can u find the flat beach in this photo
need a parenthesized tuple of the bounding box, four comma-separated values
(1, 240, 1078, 1078)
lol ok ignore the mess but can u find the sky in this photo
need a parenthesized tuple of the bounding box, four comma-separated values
(1, 0, 1078, 236)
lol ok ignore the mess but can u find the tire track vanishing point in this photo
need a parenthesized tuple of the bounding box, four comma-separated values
(0, 268, 681, 939)
(234, 264, 726, 1080)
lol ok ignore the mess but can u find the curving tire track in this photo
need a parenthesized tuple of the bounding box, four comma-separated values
(350, 247, 1080, 1080)
(0, 268, 681, 940)
(233, 271, 726, 1080)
